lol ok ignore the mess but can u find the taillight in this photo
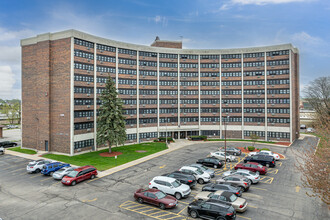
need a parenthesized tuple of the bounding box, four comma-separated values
(188, 180, 192, 183)
(272, 161, 274, 163)
(236, 192, 239, 195)
(30, 167, 33, 168)
(244, 182, 247, 186)
(149, 183, 151, 185)
(255, 177, 258, 179)
(226, 213, 233, 216)
(239, 205, 244, 208)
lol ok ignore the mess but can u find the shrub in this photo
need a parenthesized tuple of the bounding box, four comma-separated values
(200, 135, 207, 141)
(244, 147, 247, 150)
(153, 139, 158, 142)
(261, 148, 270, 151)
(248, 146, 255, 151)
(190, 136, 207, 141)
(158, 137, 174, 142)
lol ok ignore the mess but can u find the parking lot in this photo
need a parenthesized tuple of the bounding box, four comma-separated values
(0, 136, 329, 220)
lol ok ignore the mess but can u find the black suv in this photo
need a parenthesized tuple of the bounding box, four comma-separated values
(202, 183, 242, 197)
(0, 141, 18, 148)
(244, 155, 276, 167)
(197, 157, 223, 168)
(162, 171, 197, 188)
(188, 200, 236, 220)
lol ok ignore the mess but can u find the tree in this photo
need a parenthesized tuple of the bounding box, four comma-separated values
(250, 134, 259, 147)
(295, 76, 330, 206)
(97, 76, 126, 153)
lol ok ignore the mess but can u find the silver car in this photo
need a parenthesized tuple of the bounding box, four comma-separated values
(222, 169, 260, 184)
(216, 175, 251, 191)
(189, 164, 215, 178)
(53, 167, 75, 180)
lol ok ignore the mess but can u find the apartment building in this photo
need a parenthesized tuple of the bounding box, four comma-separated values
(21, 30, 299, 155)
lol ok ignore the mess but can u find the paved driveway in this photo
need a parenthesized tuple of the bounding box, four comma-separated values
(0, 136, 329, 220)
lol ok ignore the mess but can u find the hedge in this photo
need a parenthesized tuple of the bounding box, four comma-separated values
(248, 146, 255, 151)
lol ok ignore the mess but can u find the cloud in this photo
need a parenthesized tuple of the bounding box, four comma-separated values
(152, 15, 168, 27)
(291, 31, 324, 45)
(0, 46, 20, 64)
(0, 27, 34, 43)
(0, 66, 20, 99)
(218, 0, 314, 10)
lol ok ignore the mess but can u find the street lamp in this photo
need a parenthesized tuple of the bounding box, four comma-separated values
(224, 115, 230, 170)
(165, 117, 168, 147)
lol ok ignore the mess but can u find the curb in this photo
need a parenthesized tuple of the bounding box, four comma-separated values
(205, 140, 290, 148)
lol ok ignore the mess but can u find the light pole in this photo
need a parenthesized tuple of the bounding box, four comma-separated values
(165, 117, 168, 147)
(224, 115, 230, 170)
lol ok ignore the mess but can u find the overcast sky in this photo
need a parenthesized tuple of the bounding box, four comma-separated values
(0, 0, 329, 99)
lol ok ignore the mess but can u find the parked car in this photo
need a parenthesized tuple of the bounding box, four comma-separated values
(53, 166, 76, 180)
(41, 162, 70, 176)
(179, 166, 211, 184)
(244, 155, 276, 167)
(0, 146, 4, 155)
(220, 147, 242, 156)
(195, 190, 248, 213)
(148, 176, 191, 200)
(26, 159, 52, 173)
(188, 199, 236, 219)
(62, 165, 98, 186)
(300, 124, 306, 129)
(0, 141, 18, 148)
(234, 162, 268, 175)
(210, 151, 236, 162)
(248, 150, 280, 160)
(216, 175, 250, 191)
(196, 157, 223, 169)
(202, 183, 243, 197)
(134, 188, 178, 210)
(222, 169, 260, 184)
(306, 127, 315, 133)
(189, 164, 215, 178)
(6, 125, 18, 129)
(162, 171, 197, 188)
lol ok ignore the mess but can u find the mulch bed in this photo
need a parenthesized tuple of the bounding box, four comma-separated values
(99, 152, 123, 157)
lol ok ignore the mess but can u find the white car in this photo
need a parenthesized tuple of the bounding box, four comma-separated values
(222, 169, 260, 184)
(149, 176, 191, 200)
(0, 147, 4, 155)
(53, 166, 75, 180)
(26, 159, 52, 173)
(210, 151, 236, 162)
(179, 166, 211, 184)
(248, 150, 280, 160)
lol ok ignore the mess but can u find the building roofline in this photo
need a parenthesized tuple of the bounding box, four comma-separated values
(21, 29, 299, 54)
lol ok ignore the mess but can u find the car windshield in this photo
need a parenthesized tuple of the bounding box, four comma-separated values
(66, 171, 78, 178)
(200, 165, 208, 171)
(155, 191, 166, 199)
(28, 162, 36, 166)
(57, 168, 66, 172)
(257, 164, 263, 168)
(208, 192, 215, 198)
(172, 180, 181, 188)
(195, 169, 203, 175)
(229, 194, 237, 202)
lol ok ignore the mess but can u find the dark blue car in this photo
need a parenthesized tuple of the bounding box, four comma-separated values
(41, 162, 70, 176)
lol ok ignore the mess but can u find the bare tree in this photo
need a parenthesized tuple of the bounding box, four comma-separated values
(250, 134, 259, 147)
(295, 76, 330, 206)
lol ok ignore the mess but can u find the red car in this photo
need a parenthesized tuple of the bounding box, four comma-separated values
(134, 188, 178, 209)
(234, 162, 268, 175)
(61, 165, 97, 186)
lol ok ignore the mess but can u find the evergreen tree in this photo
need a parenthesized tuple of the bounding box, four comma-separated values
(97, 76, 126, 153)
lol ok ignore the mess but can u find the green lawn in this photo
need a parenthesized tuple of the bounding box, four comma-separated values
(207, 139, 275, 144)
(42, 142, 167, 171)
(8, 147, 37, 154)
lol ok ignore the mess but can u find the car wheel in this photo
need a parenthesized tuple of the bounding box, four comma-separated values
(213, 165, 218, 169)
(91, 175, 95, 179)
(71, 181, 76, 186)
(137, 197, 144, 204)
(190, 210, 198, 218)
(244, 160, 247, 163)
(198, 178, 204, 184)
(240, 186, 244, 192)
(49, 172, 54, 176)
(159, 203, 166, 210)
(36, 169, 41, 173)
(216, 217, 226, 220)
(233, 153, 237, 156)
(175, 192, 182, 200)
(256, 171, 260, 175)
(266, 163, 270, 167)
(248, 179, 252, 185)
(152, 187, 158, 190)
(226, 158, 230, 162)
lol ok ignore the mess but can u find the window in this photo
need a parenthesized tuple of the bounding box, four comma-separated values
(222, 117, 242, 122)
(267, 79, 290, 85)
(222, 90, 241, 95)
(267, 99, 290, 104)
(222, 99, 242, 104)
(180, 63, 198, 68)
(97, 55, 115, 63)
(243, 89, 265, 95)
(243, 62, 264, 67)
(222, 81, 241, 86)
(140, 70, 156, 76)
(159, 108, 178, 114)
(140, 89, 157, 95)
(222, 108, 241, 113)
(180, 117, 198, 122)
(74, 87, 93, 94)
(201, 72, 220, 77)
(267, 132, 290, 139)
(180, 72, 198, 77)
(244, 108, 265, 113)
(180, 90, 198, 95)
(201, 99, 221, 104)
(181, 81, 198, 86)
(180, 99, 198, 104)
(222, 72, 241, 77)
(267, 59, 289, 66)
(119, 68, 137, 75)
(97, 66, 115, 73)
(96, 44, 115, 52)
(122, 99, 137, 105)
(118, 89, 137, 95)
(125, 119, 137, 125)
(180, 108, 198, 113)
(267, 108, 290, 114)
(243, 80, 264, 86)
(138, 108, 157, 114)
(200, 63, 219, 68)
(200, 55, 219, 60)
(96, 88, 106, 94)
(127, 133, 137, 140)
(74, 38, 94, 48)
(139, 132, 158, 139)
(244, 99, 265, 104)
(118, 79, 137, 85)
(159, 62, 178, 68)
(74, 62, 94, 71)
(159, 53, 178, 59)
(201, 117, 220, 122)
(74, 50, 94, 59)
(180, 54, 198, 59)
(159, 81, 178, 86)
(267, 118, 290, 123)
(123, 109, 137, 115)
(267, 89, 290, 94)
(243, 52, 264, 58)
(201, 130, 220, 136)
(159, 71, 178, 77)
(118, 48, 136, 55)
(244, 117, 265, 122)
(74, 99, 93, 105)
(140, 99, 158, 104)
(74, 110, 94, 118)
(139, 61, 157, 67)
(159, 99, 177, 104)
(139, 118, 157, 124)
(200, 90, 220, 95)
(74, 139, 94, 149)
(74, 74, 94, 82)
(74, 122, 94, 130)
(140, 80, 157, 85)
(118, 58, 137, 65)
(201, 81, 220, 86)
(244, 71, 264, 76)
(267, 69, 289, 75)
(160, 117, 178, 123)
(139, 51, 157, 57)
(222, 54, 241, 59)
(221, 63, 241, 68)
(97, 76, 111, 83)
(266, 50, 289, 57)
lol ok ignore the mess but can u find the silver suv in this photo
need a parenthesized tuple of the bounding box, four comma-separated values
(216, 175, 251, 191)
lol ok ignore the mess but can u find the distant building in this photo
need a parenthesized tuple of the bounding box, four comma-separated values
(300, 98, 316, 124)
(21, 30, 299, 155)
